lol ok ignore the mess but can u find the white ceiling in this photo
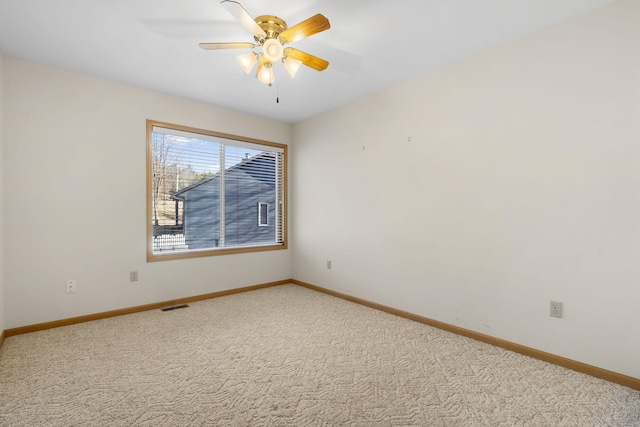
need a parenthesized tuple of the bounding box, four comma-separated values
(0, 0, 615, 123)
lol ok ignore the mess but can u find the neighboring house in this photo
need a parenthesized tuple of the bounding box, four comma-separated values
(171, 152, 277, 249)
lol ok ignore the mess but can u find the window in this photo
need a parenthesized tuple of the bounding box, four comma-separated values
(258, 203, 269, 227)
(147, 120, 287, 261)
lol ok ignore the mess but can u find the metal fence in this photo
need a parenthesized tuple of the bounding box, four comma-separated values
(153, 234, 187, 251)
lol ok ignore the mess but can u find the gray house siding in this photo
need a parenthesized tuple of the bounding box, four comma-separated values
(172, 154, 277, 250)
(181, 179, 221, 249)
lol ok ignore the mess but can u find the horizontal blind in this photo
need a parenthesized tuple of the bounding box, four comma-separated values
(152, 126, 284, 153)
(150, 125, 285, 256)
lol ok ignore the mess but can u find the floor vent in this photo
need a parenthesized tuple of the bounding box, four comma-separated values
(160, 304, 189, 312)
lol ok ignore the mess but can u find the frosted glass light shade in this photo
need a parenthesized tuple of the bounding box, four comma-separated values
(237, 52, 257, 73)
(257, 61, 275, 85)
(263, 38, 284, 62)
(283, 57, 303, 78)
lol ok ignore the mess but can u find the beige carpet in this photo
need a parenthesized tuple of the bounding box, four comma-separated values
(0, 284, 638, 426)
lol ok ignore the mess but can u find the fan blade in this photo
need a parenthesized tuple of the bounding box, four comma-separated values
(220, 0, 266, 38)
(199, 42, 256, 50)
(284, 47, 329, 71)
(280, 14, 330, 44)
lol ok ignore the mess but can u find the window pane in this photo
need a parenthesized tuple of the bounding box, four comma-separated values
(259, 203, 268, 227)
(224, 147, 277, 245)
(151, 131, 221, 253)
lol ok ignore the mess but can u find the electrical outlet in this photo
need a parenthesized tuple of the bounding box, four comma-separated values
(130, 271, 139, 282)
(327, 260, 332, 270)
(66, 280, 77, 293)
(550, 301, 563, 318)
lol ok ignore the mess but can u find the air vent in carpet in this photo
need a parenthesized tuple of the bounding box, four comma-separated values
(160, 304, 189, 312)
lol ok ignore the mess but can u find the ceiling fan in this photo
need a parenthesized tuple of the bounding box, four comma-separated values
(199, 0, 330, 86)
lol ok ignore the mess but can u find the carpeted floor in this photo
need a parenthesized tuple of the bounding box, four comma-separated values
(0, 284, 638, 426)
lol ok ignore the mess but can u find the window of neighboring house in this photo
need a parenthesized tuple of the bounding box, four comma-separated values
(258, 203, 269, 226)
(147, 120, 287, 261)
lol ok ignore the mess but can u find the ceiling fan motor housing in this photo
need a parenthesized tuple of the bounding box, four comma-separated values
(254, 15, 288, 41)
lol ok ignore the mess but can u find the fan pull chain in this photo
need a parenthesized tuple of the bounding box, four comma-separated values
(276, 85, 279, 104)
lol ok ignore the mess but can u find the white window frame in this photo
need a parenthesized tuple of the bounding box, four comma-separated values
(258, 203, 269, 227)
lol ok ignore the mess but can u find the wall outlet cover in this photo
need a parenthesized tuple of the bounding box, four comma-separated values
(550, 301, 563, 318)
(66, 280, 77, 293)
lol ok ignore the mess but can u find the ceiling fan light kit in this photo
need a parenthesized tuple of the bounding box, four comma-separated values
(237, 51, 258, 73)
(200, 0, 330, 86)
(257, 60, 275, 85)
(282, 57, 303, 78)
(262, 38, 284, 62)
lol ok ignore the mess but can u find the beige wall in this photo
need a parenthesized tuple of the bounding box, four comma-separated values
(2, 0, 639, 381)
(292, 0, 640, 378)
(3, 58, 292, 328)
(0, 51, 4, 334)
